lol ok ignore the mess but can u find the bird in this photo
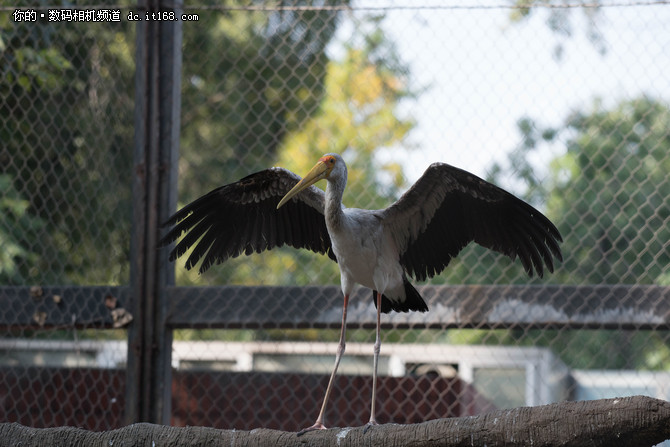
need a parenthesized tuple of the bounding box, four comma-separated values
(160, 152, 562, 435)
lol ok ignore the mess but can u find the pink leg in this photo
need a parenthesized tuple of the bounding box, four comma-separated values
(364, 291, 383, 433)
(297, 294, 349, 436)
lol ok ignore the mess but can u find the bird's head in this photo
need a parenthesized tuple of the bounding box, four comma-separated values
(277, 153, 344, 209)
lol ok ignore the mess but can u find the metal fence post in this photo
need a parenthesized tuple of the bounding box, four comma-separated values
(126, 0, 183, 425)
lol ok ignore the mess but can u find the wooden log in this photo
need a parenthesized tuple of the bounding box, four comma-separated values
(1, 396, 669, 446)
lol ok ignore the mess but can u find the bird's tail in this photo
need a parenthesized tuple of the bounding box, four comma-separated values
(375, 278, 429, 314)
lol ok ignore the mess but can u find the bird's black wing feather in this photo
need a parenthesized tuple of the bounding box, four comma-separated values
(382, 163, 562, 281)
(160, 167, 336, 274)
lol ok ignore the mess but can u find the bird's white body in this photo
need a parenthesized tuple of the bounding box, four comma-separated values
(327, 208, 405, 303)
(322, 158, 407, 306)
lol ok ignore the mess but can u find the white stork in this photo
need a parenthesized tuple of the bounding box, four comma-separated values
(161, 153, 562, 434)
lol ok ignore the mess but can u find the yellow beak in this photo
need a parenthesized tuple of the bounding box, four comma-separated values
(277, 160, 329, 209)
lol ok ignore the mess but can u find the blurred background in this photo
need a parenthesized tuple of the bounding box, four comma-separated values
(1, 0, 670, 436)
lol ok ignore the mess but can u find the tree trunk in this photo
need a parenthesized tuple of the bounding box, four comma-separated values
(1, 396, 669, 447)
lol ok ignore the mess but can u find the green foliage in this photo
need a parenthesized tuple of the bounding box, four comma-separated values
(0, 175, 43, 283)
(531, 97, 670, 285)
(0, 6, 135, 285)
(462, 95, 670, 369)
(479, 96, 670, 287)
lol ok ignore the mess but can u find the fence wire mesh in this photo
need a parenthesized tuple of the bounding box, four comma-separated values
(2, 0, 670, 436)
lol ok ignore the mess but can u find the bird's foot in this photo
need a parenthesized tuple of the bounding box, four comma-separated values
(296, 422, 327, 436)
(363, 419, 379, 434)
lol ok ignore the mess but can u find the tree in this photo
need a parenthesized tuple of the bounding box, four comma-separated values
(468, 96, 670, 370)
(544, 97, 670, 286)
(503, 96, 670, 287)
(0, 2, 135, 285)
(0, 1, 348, 286)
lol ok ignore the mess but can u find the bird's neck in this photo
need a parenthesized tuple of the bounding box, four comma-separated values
(325, 181, 345, 229)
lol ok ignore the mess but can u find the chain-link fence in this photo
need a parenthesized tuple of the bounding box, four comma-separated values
(1, 0, 134, 430)
(2, 0, 670, 437)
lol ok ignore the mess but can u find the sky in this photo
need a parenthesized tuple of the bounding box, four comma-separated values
(342, 1, 670, 182)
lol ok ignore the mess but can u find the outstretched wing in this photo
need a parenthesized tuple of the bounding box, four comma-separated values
(160, 167, 336, 273)
(381, 163, 562, 281)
